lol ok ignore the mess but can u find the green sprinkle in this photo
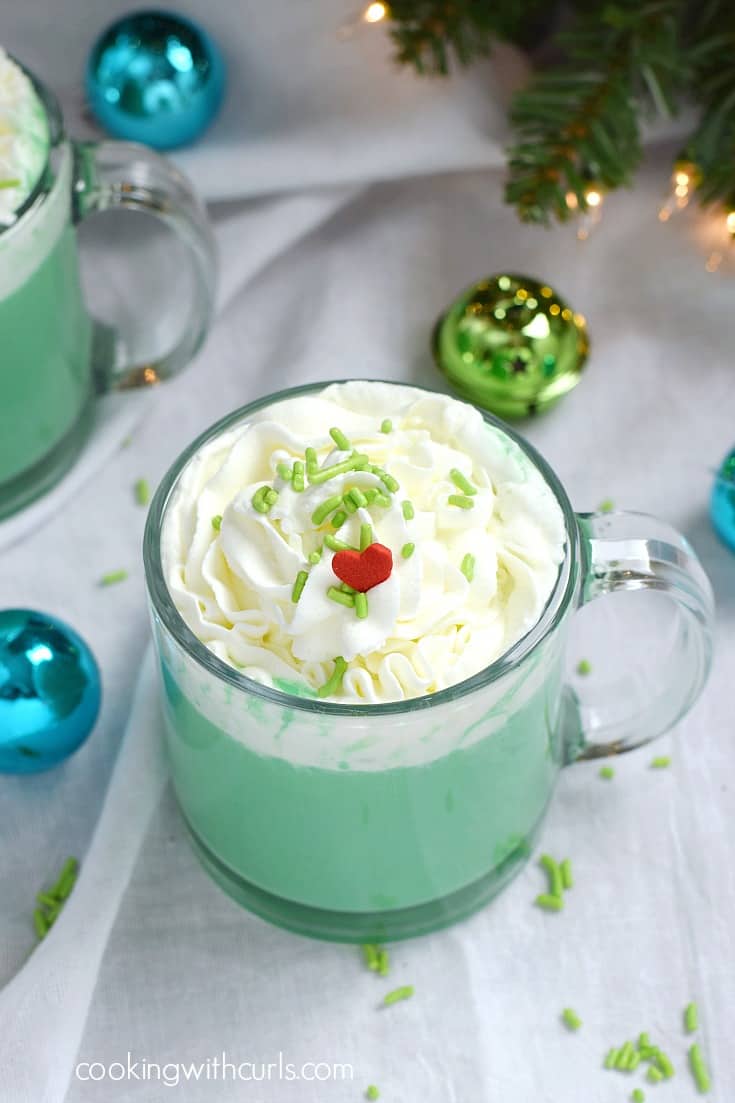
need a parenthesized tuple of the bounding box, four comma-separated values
(562, 1008, 582, 1031)
(348, 487, 368, 509)
(401, 543, 415, 559)
(211, 514, 222, 531)
(317, 656, 347, 698)
(560, 858, 573, 890)
(0, 178, 21, 189)
(656, 1051, 675, 1079)
(450, 468, 477, 496)
(598, 498, 615, 513)
(540, 854, 564, 900)
(309, 456, 361, 485)
(373, 468, 400, 493)
(448, 494, 474, 510)
(604, 1048, 619, 1069)
(360, 523, 373, 551)
(292, 460, 305, 492)
(380, 419, 392, 434)
(324, 534, 356, 552)
(685, 1002, 699, 1034)
(308, 549, 322, 565)
(312, 494, 343, 526)
(252, 487, 272, 513)
(383, 985, 414, 1007)
(366, 1086, 380, 1100)
(355, 592, 368, 619)
(632, 1090, 645, 1103)
(292, 570, 309, 603)
(362, 944, 379, 971)
(329, 427, 351, 451)
(646, 1066, 664, 1083)
(460, 553, 475, 582)
(332, 510, 347, 529)
(276, 462, 293, 481)
(327, 586, 356, 608)
(535, 893, 563, 912)
(576, 658, 592, 676)
(99, 569, 128, 586)
(616, 1041, 635, 1069)
(402, 500, 414, 520)
(599, 765, 615, 780)
(52, 858, 78, 901)
(650, 755, 671, 769)
(688, 1043, 711, 1094)
(305, 447, 318, 471)
(34, 858, 79, 938)
(134, 478, 150, 506)
(33, 909, 49, 939)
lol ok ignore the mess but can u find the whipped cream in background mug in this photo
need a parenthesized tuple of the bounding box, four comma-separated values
(0, 48, 49, 225)
(162, 381, 566, 704)
(145, 380, 713, 940)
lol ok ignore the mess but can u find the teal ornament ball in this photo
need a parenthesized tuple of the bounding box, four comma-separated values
(86, 10, 226, 150)
(0, 610, 101, 774)
(433, 274, 589, 419)
(711, 448, 735, 553)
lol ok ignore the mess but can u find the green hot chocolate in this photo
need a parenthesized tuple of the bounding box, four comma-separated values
(0, 52, 92, 509)
(152, 382, 570, 939)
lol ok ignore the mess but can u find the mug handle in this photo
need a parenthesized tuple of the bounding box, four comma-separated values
(567, 511, 714, 761)
(71, 140, 217, 390)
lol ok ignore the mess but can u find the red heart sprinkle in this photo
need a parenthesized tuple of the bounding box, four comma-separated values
(331, 542, 393, 593)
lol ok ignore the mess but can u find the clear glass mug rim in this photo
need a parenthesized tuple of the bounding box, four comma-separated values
(143, 379, 582, 718)
(1, 57, 64, 238)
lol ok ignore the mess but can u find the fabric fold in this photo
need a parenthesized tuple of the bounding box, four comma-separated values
(0, 650, 166, 1103)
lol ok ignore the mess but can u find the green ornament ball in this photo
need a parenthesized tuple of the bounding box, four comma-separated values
(432, 274, 589, 418)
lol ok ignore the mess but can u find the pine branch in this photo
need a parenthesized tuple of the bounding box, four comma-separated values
(685, 0, 735, 210)
(386, 0, 735, 223)
(387, 0, 552, 74)
(505, 2, 684, 224)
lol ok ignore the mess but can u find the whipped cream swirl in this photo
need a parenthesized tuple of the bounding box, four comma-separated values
(162, 382, 566, 703)
(0, 48, 50, 226)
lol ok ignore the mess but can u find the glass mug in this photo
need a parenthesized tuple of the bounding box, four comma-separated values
(143, 382, 714, 942)
(0, 60, 216, 519)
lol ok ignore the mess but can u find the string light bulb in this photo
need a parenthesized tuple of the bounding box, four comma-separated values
(705, 210, 735, 273)
(337, 1, 389, 38)
(659, 160, 698, 222)
(363, 1, 387, 22)
(576, 186, 604, 240)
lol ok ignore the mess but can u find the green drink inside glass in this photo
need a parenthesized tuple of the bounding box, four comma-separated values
(145, 381, 714, 942)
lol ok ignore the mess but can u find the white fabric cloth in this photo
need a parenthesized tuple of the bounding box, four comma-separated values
(2, 4, 735, 1101)
(4, 0, 520, 200)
